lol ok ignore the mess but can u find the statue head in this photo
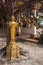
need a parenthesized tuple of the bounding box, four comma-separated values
(11, 14, 15, 21)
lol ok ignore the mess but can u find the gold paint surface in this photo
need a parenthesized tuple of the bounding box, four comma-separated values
(6, 15, 19, 61)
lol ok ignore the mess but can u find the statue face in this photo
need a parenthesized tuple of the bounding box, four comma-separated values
(11, 15, 15, 21)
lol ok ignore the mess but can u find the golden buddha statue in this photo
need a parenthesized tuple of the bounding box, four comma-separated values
(6, 15, 19, 61)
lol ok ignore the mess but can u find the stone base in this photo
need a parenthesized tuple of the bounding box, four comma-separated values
(6, 41, 20, 61)
(17, 33, 21, 36)
(29, 34, 36, 39)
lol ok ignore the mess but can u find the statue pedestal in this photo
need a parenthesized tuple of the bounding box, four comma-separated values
(6, 42, 19, 60)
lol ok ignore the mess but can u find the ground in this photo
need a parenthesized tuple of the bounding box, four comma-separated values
(0, 38, 43, 65)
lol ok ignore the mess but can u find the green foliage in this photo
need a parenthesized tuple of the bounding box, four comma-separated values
(36, 16, 43, 28)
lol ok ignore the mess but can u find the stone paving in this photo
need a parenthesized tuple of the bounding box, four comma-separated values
(0, 38, 6, 50)
(0, 40, 43, 65)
